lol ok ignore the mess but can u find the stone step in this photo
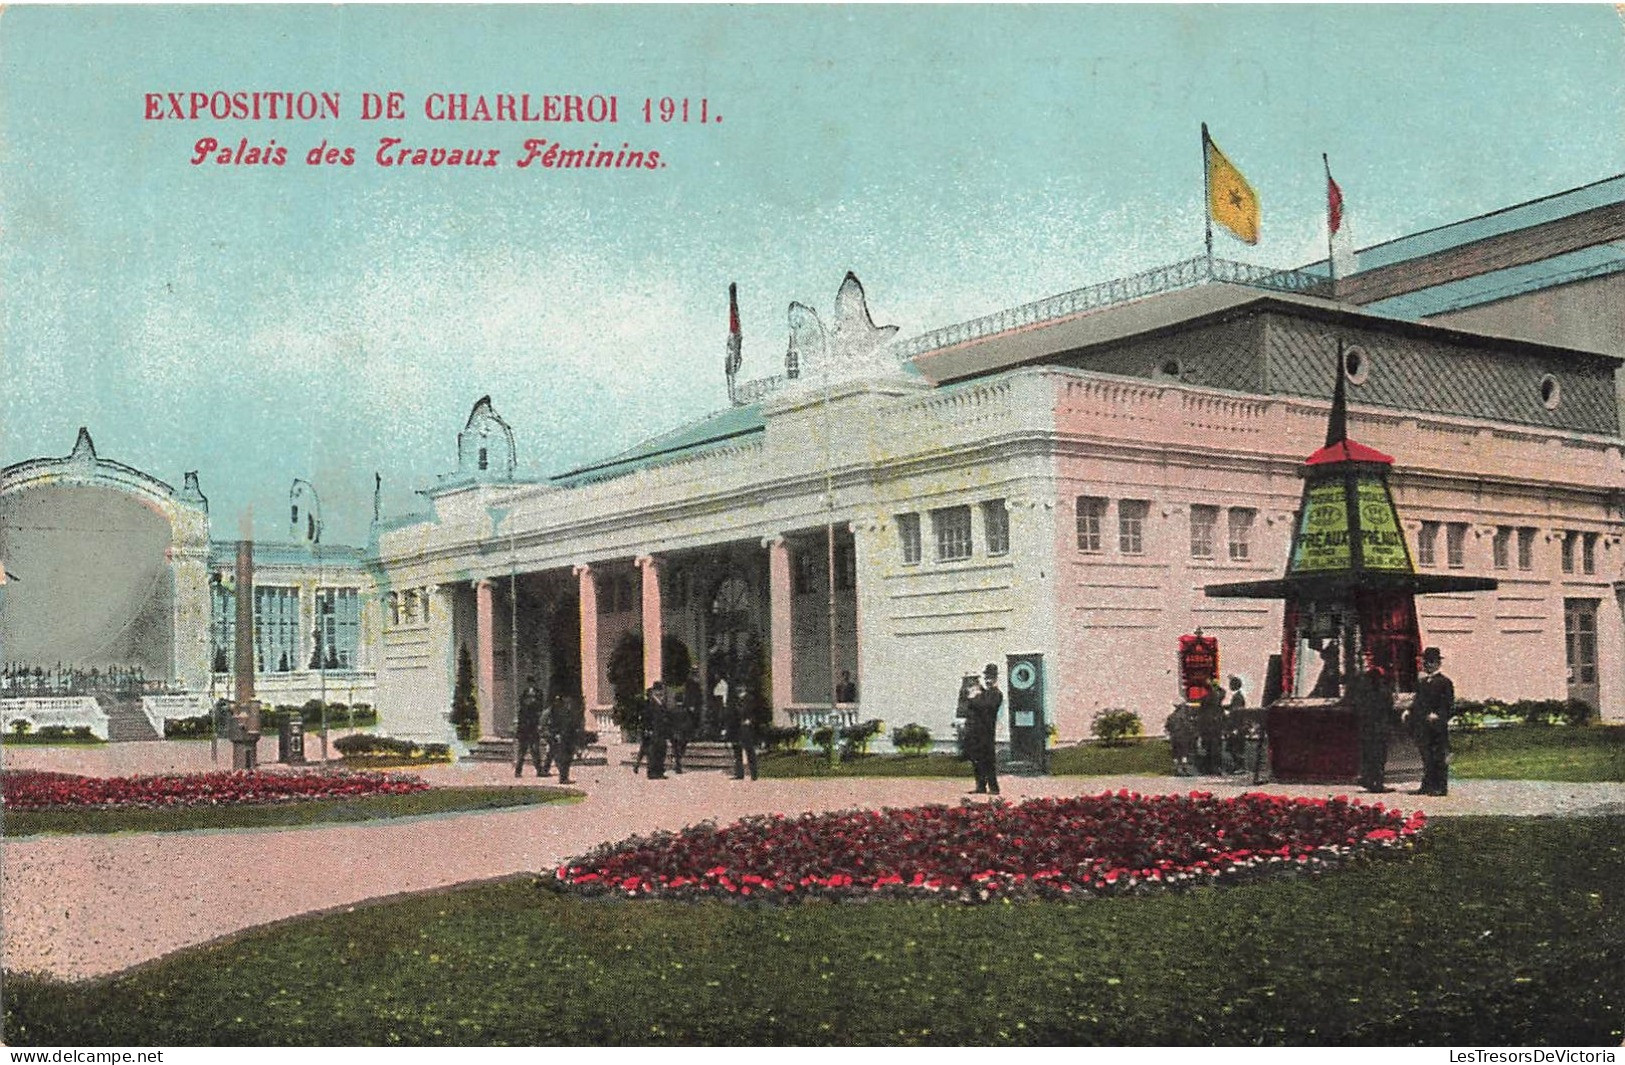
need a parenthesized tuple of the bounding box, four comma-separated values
(619, 740, 737, 772)
(101, 698, 161, 742)
(468, 738, 608, 766)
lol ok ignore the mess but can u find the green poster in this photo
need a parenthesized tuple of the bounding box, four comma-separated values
(1356, 477, 1412, 572)
(1292, 482, 1350, 572)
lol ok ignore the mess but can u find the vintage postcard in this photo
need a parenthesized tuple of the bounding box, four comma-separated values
(2, 4, 1623, 1050)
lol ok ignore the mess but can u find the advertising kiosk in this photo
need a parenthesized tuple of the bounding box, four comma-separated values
(1205, 369, 1495, 783)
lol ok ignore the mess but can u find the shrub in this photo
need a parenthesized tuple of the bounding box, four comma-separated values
(164, 715, 215, 739)
(607, 630, 645, 735)
(891, 722, 933, 755)
(1092, 707, 1143, 747)
(760, 724, 806, 752)
(9, 719, 33, 737)
(451, 644, 479, 741)
(841, 719, 885, 757)
(811, 724, 837, 758)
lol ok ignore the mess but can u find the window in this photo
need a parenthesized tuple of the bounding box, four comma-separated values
(1583, 533, 1598, 576)
(982, 500, 1010, 556)
(478, 447, 489, 471)
(1562, 532, 1577, 575)
(1228, 508, 1256, 562)
(315, 588, 361, 669)
(835, 541, 856, 590)
(210, 578, 235, 673)
(1565, 599, 1598, 686)
(897, 513, 922, 565)
(1446, 523, 1467, 569)
(1189, 505, 1218, 559)
(1118, 500, 1149, 556)
(253, 586, 300, 673)
(387, 591, 401, 627)
(1491, 527, 1511, 570)
(1417, 521, 1439, 567)
(794, 551, 821, 596)
(1076, 496, 1107, 553)
(1518, 527, 1535, 571)
(933, 505, 974, 562)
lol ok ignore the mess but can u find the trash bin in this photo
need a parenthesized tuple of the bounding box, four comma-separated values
(279, 716, 306, 765)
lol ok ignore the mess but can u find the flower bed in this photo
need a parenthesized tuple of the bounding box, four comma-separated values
(554, 790, 1425, 904)
(1, 768, 430, 811)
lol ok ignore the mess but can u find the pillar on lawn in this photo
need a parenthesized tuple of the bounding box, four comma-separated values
(575, 564, 600, 711)
(766, 535, 794, 715)
(638, 555, 664, 687)
(475, 577, 497, 739)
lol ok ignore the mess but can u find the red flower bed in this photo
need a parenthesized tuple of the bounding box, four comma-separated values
(554, 791, 1425, 904)
(1, 768, 430, 811)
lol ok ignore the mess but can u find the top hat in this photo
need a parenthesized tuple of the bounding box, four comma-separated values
(983, 663, 999, 679)
(1421, 647, 1443, 665)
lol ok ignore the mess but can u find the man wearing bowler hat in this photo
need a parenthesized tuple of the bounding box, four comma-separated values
(1409, 647, 1455, 796)
(965, 663, 1004, 795)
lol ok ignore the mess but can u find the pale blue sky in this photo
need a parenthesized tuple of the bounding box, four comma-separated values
(4, 5, 1623, 543)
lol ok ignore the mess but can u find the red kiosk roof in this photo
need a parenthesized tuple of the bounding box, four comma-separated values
(1303, 438, 1394, 466)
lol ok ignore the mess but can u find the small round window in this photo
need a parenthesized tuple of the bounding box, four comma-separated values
(1540, 374, 1562, 411)
(1342, 344, 1370, 386)
(1156, 358, 1183, 380)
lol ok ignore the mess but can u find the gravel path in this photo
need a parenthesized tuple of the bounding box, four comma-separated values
(3, 741, 1620, 982)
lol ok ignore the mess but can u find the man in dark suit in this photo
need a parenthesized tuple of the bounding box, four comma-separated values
(726, 680, 759, 781)
(1410, 647, 1455, 796)
(643, 682, 669, 779)
(965, 663, 1003, 795)
(550, 692, 583, 785)
(1352, 664, 1397, 793)
(514, 677, 545, 778)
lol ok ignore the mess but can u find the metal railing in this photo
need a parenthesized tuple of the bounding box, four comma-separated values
(894, 256, 1328, 360)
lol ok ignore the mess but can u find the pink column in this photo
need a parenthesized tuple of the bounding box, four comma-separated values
(475, 578, 496, 739)
(638, 555, 664, 686)
(575, 564, 600, 711)
(766, 536, 794, 715)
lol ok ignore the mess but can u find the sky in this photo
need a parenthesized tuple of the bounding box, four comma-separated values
(3, 4, 1624, 545)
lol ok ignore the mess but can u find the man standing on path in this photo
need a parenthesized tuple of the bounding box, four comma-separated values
(1352, 664, 1396, 793)
(643, 682, 670, 780)
(515, 677, 546, 778)
(1410, 647, 1455, 796)
(551, 692, 583, 786)
(965, 663, 1003, 795)
(727, 679, 759, 781)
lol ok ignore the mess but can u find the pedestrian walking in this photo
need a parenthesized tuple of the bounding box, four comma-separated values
(643, 681, 669, 779)
(1409, 647, 1455, 796)
(727, 680, 759, 780)
(1352, 664, 1396, 793)
(515, 677, 545, 778)
(669, 685, 695, 774)
(1196, 680, 1225, 775)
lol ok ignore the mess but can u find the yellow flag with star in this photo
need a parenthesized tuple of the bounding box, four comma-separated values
(1204, 127, 1260, 245)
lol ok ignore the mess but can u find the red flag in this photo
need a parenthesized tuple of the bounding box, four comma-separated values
(1327, 170, 1344, 235)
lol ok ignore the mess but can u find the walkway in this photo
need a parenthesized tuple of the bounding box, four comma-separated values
(3, 740, 1620, 982)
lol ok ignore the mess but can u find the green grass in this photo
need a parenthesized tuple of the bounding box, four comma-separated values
(1049, 739, 1173, 777)
(1, 735, 107, 746)
(2, 786, 576, 837)
(4, 816, 1619, 1045)
(1452, 724, 1624, 783)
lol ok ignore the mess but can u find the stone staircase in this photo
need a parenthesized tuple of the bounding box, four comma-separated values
(466, 737, 609, 767)
(619, 740, 737, 773)
(101, 697, 162, 742)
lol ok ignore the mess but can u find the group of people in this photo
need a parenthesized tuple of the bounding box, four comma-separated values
(957, 663, 1005, 795)
(635, 673, 763, 781)
(1355, 646, 1455, 796)
(514, 678, 586, 785)
(1169, 675, 1258, 778)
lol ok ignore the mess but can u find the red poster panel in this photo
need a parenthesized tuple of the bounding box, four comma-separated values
(1178, 634, 1219, 702)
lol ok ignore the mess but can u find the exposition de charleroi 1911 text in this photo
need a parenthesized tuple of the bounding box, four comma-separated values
(143, 90, 720, 171)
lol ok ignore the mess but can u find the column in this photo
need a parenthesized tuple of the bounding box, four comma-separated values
(766, 536, 794, 714)
(475, 578, 496, 739)
(638, 555, 664, 686)
(575, 564, 600, 710)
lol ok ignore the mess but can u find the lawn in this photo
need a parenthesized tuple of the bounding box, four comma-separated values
(5, 816, 1621, 1046)
(2, 786, 576, 836)
(759, 744, 1171, 779)
(1452, 724, 1624, 782)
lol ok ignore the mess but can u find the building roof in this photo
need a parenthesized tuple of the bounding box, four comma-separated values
(207, 540, 370, 568)
(549, 402, 766, 487)
(1363, 242, 1625, 321)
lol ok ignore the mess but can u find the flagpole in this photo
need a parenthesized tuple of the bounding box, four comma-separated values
(1323, 153, 1337, 294)
(1201, 123, 1214, 272)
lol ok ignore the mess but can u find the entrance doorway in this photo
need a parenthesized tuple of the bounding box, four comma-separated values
(1564, 598, 1599, 712)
